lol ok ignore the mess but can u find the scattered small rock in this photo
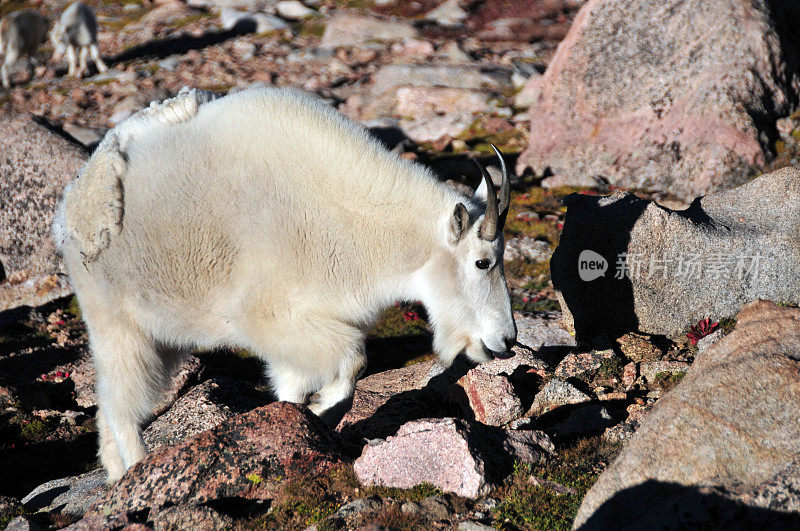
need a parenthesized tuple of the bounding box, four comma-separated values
(504, 236, 552, 262)
(275, 0, 316, 20)
(320, 14, 417, 48)
(526, 377, 590, 418)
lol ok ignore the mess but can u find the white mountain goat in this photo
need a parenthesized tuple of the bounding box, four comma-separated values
(0, 9, 48, 88)
(53, 87, 517, 482)
(50, 1, 106, 78)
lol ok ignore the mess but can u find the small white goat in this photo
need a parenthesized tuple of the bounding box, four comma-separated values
(54, 87, 516, 482)
(0, 10, 48, 88)
(50, 1, 106, 78)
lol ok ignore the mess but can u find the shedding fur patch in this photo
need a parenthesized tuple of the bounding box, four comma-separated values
(63, 136, 126, 261)
(61, 87, 219, 262)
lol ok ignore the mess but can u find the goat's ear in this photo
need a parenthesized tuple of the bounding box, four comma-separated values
(449, 203, 469, 242)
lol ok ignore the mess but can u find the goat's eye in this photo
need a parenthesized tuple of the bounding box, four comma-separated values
(475, 259, 491, 270)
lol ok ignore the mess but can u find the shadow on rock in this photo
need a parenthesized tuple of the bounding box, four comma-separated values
(579, 479, 800, 530)
(0, 432, 97, 499)
(338, 358, 474, 444)
(551, 192, 647, 342)
(110, 19, 260, 64)
(553, 170, 800, 339)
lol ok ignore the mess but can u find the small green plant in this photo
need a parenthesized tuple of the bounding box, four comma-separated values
(511, 292, 560, 313)
(67, 296, 82, 319)
(19, 417, 59, 442)
(247, 473, 263, 485)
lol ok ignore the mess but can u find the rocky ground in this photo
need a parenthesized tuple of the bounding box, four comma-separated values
(1, 0, 799, 529)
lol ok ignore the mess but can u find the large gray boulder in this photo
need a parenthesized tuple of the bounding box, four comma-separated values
(573, 300, 800, 529)
(551, 168, 800, 339)
(517, 0, 800, 201)
(0, 110, 86, 310)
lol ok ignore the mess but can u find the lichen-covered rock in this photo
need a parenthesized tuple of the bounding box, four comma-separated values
(574, 301, 800, 529)
(0, 110, 86, 310)
(153, 505, 234, 531)
(552, 168, 800, 339)
(554, 349, 617, 379)
(517, 0, 800, 201)
(336, 359, 449, 442)
(84, 402, 344, 518)
(514, 314, 576, 354)
(68, 354, 202, 412)
(143, 376, 271, 451)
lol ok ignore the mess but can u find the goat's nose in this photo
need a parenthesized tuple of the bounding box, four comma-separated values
(503, 336, 516, 352)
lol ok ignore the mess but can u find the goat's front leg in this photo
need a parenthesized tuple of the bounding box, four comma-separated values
(252, 316, 366, 427)
(1, 62, 10, 88)
(308, 350, 366, 427)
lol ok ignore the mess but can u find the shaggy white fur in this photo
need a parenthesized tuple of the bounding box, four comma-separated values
(54, 86, 516, 482)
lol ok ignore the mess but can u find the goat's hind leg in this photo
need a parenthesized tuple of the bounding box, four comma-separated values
(88, 312, 170, 482)
(77, 46, 89, 78)
(89, 44, 107, 73)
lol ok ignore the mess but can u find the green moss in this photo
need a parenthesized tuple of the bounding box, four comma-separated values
(455, 119, 528, 153)
(369, 504, 426, 530)
(168, 12, 213, 29)
(297, 18, 326, 38)
(511, 292, 560, 313)
(492, 437, 621, 530)
(246, 464, 359, 528)
(652, 370, 686, 391)
(364, 483, 442, 502)
(338, 0, 375, 10)
(196, 83, 234, 94)
(718, 316, 736, 335)
(596, 355, 625, 381)
(103, 7, 152, 31)
(0, 506, 29, 529)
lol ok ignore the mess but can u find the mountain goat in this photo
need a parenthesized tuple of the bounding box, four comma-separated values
(0, 9, 48, 88)
(50, 1, 106, 78)
(54, 87, 517, 482)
